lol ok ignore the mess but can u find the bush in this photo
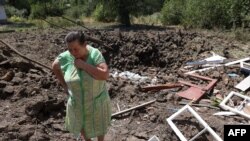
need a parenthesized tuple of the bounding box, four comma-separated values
(227, 0, 250, 27)
(30, 4, 46, 19)
(161, 0, 186, 25)
(30, 2, 64, 19)
(161, 0, 250, 29)
(48, 2, 64, 17)
(9, 15, 26, 23)
(182, 0, 231, 29)
(92, 4, 117, 22)
(64, 5, 85, 19)
(4, 5, 27, 18)
(4, 0, 30, 17)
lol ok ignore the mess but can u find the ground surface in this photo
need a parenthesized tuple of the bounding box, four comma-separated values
(0, 25, 250, 141)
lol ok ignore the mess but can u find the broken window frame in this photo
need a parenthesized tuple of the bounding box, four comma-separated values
(219, 91, 250, 119)
(166, 105, 223, 141)
(240, 61, 250, 74)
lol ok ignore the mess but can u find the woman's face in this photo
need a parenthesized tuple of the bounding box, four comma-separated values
(67, 40, 87, 59)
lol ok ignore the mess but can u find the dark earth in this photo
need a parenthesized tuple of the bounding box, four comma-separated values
(0, 25, 250, 141)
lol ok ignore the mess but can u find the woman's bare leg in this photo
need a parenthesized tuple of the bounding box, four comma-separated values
(98, 135, 105, 141)
(81, 130, 91, 141)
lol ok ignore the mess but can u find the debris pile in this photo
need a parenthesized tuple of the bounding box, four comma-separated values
(0, 27, 250, 140)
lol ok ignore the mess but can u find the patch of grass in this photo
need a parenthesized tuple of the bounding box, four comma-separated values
(1, 16, 78, 32)
(131, 13, 162, 26)
(234, 29, 250, 42)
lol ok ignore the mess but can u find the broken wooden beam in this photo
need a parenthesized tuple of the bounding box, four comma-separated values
(111, 99, 156, 117)
(179, 73, 217, 91)
(0, 40, 52, 71)
(140, 83, 183, 92)
(177, 74, 217, 101)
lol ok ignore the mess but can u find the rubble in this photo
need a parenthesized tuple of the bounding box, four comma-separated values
(0, 27, 249, 140)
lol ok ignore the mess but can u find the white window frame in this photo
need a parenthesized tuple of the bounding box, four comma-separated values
(167, 105, 223, 141)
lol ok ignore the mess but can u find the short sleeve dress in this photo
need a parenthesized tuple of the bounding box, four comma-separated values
(57, 45, 111, 139)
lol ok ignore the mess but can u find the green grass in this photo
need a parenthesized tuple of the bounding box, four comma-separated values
(0, 16, 79, 32)
(131, 13, 162, 26)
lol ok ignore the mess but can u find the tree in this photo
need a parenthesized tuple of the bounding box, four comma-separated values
(91, 0, 164, 26)
(5, 0, 31, 16)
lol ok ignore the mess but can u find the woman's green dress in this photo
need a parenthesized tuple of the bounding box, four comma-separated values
(57, 45, 111, 139)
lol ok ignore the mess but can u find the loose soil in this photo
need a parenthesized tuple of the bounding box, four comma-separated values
(0, 25, 250, 141)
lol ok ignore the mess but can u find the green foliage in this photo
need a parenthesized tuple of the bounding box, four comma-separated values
(182, 0, 231, 29)
(211, 97, 222, 107)
(5, 0, 249, 29)
(9, 15, 26, 22)
(132, 0, 165, 16)
(64, 6, 84, 19)
(161, 0, 185, 25)
(89, 0, 164, 26)
(4, 5, 27, 18)
(5, 0, 31, 16)
(29, 4, 46, 19)
(227, 0, 250, 27)
(9, 15, 26, 23)
(92, 4, 117, 22)
(161, 0, 250, 29)
(29, 2, 64, 19)
(132, 13, 162, 25)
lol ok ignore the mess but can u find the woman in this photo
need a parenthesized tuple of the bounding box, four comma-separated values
(52, 31, 111, 141)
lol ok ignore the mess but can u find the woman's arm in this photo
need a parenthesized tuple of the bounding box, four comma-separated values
(52, 59, 68, 92)
(74, 59, 109, 80)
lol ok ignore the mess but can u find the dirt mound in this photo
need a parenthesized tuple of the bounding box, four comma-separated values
(0, 27, 249, 141)
(0, 45, 72, 140)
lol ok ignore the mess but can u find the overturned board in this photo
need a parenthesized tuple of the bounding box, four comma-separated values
(235, 75, 250, 91)
(177, 87, 205, 101)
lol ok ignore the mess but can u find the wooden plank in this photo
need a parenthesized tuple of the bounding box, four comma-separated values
(111, 100, 156, 117)
(140, 83, 182, 92)
(177, 87, 205, 101)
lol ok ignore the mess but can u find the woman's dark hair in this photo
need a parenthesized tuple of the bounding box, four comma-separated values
(65, 31, 86, 45)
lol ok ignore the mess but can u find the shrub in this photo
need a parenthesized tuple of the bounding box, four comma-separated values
(9, 15, 26, 22)
(4, 5, 27, 18)
(161, 0, 250, 29)
(92, 4, 117, 22)
(30, 4, 46, 19)
(30, 2, 64, 19)
(161, 0, 186, 25)
(64, 5, 85, 19)
(182, 0, 231, 29)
